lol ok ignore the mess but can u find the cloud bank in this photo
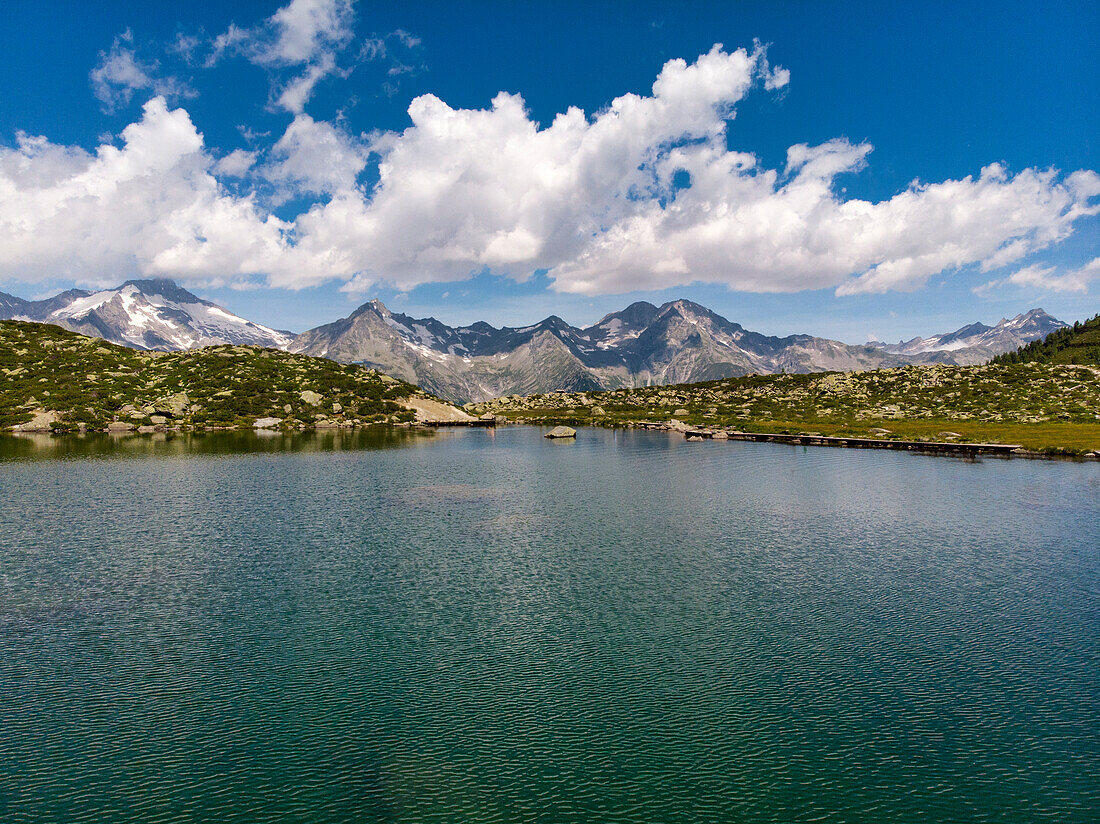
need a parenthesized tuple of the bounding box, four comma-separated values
(975, 257, 1100, 296)
(3, 42, 1098, 296)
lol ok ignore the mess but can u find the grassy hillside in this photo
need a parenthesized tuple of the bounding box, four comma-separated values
(992, 314, 1100, 365)
(470, 362, 1100, 454)
(1, 320, 432, 433)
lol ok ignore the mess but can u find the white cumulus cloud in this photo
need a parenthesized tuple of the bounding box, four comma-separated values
(0, 98, 331, 287)
(90, 30, 195, 112)
(263, 114, 368, 195)
(285, 44, 1097, 296)
(975, 257, 1100, 295)
(210, 0, 355, 113)
(2, 45, 1098, 300)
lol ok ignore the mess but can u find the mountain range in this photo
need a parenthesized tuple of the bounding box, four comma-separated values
(0, 279, 1068, 403)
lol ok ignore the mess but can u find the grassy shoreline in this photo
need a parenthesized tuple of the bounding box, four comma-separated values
(0, 320, 447, 433)
(470, 363, 1100, 457)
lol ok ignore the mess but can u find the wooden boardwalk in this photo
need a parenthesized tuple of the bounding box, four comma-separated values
(685, 428, 1022, 455)
(420, 418, 496, 428)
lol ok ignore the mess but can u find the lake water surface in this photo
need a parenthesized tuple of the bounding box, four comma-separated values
(1, 427, 1097, 823)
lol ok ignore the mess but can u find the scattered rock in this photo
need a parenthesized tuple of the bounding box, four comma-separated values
(591, 406, 605, 416)
(545, 426, 576, 439)
(149, 415, 168, 425)
(332, 402, 342, 413)
(673, 408, 690, 416)
(106, 421, 135, 432)
(712, 430, 729, 439)
(300, 390, 323, 406)
(253, 417, 283, 429)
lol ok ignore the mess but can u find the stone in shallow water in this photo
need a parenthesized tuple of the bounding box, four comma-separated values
(545, 426, 576, 439)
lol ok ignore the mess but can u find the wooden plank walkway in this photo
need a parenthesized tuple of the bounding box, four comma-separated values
(687, 428, 1022, 455)
(420, 418, 496, 427)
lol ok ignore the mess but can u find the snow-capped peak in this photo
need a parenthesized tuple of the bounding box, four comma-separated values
(3, 279, 293, 351)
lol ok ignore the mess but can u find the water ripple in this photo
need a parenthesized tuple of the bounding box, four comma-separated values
(1, 427, 1097, 822)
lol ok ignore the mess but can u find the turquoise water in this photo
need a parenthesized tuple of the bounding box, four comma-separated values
(1, 427, 1097, 823)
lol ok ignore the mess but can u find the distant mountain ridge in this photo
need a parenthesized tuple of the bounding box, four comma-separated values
(289, 298, 1066, 403)
(0, 279, 1067, 403)
(0, 279, 292, 351)
(868, 309, 1066, 361)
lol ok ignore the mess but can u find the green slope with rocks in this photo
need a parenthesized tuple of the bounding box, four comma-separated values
(470, 362, 1100, 455)
(0, 320, 451, 433)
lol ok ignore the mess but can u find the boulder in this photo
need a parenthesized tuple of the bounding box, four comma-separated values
(107, 421, 135, 432)
(545, 426, 577, 439)
(12, 410, 59, 432)
(149, 415, 168, 425)
(591, 406, 605, 416)
(154, 393, 190, 417)
(300, 390, 323, 406)
(332, 402, 343, 413)
(673, 408, 690, 416)
(712, 430, 729, 439)
(253, 417, 283, 429)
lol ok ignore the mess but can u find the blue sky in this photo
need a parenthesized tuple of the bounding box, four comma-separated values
(0, 0, 1096, 341)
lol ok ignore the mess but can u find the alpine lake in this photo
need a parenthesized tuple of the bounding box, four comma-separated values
(1, 426, 1097, 823)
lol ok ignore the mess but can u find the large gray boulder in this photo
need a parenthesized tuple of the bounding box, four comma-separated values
(545, 426, 577, 439)
(12, 410, 58, 432)
(154, 393, 190, 417)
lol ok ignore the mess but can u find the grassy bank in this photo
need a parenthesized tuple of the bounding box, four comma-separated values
(469, 363, 1100, 455)
(1, 320, 438, 433)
